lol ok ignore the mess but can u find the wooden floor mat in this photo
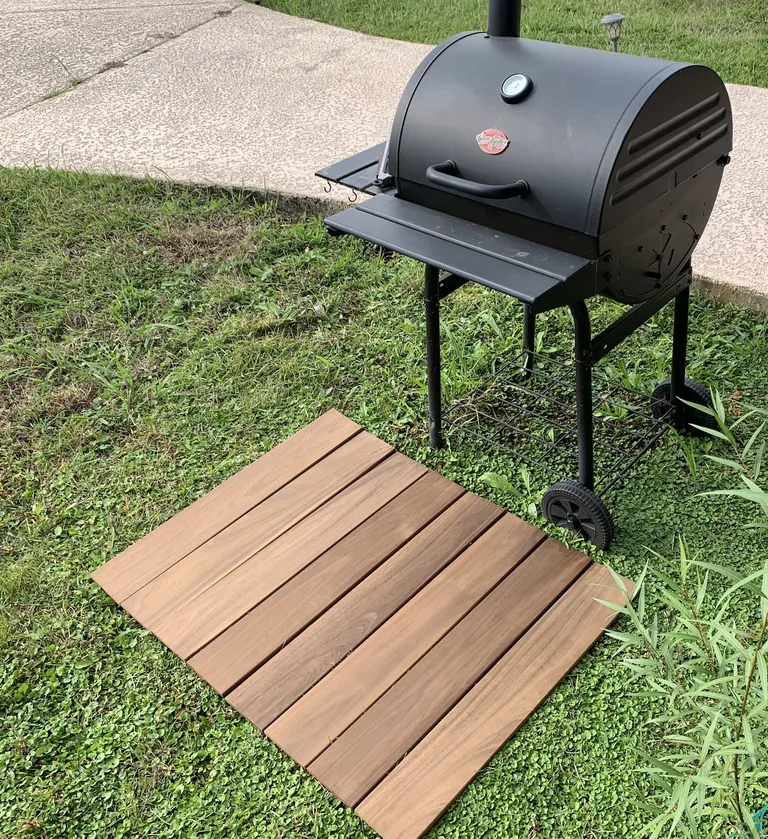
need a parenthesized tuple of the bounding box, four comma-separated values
(92, 410, 634, 839)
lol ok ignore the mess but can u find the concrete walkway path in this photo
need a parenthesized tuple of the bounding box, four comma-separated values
(1, 2, 766, 311)
(1, 0, 242, 118)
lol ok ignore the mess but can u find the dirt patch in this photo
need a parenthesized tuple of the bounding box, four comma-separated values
(62, 309, 90, 331)
(0, 380, 98, 428)
(40, 382, 99, 419)
(140, 215, 253, 264)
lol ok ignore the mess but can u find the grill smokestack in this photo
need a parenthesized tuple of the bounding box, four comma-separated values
(487, 0, 521, 37)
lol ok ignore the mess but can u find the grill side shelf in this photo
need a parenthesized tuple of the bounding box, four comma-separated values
(316, 143, 394, 196)
(325, 199, 597, 309)
(360, 194, 588, 282)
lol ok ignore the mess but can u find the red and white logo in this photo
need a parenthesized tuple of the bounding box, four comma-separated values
(476, 128, 509, 155)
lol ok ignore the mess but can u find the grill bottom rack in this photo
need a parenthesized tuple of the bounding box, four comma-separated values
(442, 349, 674, 499)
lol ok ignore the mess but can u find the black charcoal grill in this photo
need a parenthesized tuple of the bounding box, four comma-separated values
(317, 0, 732, 549)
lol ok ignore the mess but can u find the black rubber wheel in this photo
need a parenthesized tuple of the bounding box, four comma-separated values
(651, 378, 716, 435)
(541, 480, 614, 550)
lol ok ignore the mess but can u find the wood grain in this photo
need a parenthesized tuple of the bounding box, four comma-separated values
(266, 514, 545, 767)
(91, 410, 360, 602)
(154, 453, 427, 658)
(309, 539, 591, 806)
(356, 564, 635, 839)
(227, 492, 502, 730)
(122, 432, 391, 628)
(188, 470, 463, 694)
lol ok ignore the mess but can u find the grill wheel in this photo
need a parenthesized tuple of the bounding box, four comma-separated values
(651, 378, 716, 434)
(541, 480, 614, 550)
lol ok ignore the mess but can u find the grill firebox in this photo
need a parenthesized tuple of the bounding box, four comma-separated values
(316, 0, 733, 549)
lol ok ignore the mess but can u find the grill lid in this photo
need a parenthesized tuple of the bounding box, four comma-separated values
(389, 34, 731, 245)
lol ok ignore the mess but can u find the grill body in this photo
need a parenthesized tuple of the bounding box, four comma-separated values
(315, 10, 734, 549)
(389, 34, 731, 303)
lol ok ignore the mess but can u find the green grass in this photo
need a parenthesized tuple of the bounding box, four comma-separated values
(260, 0, 768, 87)
(1, 167, 767, 838)
(40, 78, 86, 103)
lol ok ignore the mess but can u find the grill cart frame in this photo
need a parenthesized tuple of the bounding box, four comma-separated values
(427, 262, 695, 491)
(316, 0, 731, 549)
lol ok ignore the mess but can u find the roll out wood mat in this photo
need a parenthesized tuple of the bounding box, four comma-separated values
(92, 409, 635, 839)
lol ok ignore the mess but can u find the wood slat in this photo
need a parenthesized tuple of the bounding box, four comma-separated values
(227, 492, 502, 730)
(122, 431, 392, 628)
(356, 564, 635, 839)
(188, 470, 464, 694)
(153, 453, 427, 658)
(91, 410, 360, 602)
(309, 539, 591, 806)
(266, 514, 545, 767)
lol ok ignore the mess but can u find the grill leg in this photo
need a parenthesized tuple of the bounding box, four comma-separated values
(569, 301, 594, 491)
(670, 284, 690, 430)
(522, 304, 536, 378)
(424, 264, 442, 449)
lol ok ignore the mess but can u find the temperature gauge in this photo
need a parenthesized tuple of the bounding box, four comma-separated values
(501, 73, 532, 103)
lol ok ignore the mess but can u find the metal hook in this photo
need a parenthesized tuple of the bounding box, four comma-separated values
(348, 188, 358, 203)
(323, 181, 332, 194)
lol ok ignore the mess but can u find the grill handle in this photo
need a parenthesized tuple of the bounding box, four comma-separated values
(426, 160, 529, 199)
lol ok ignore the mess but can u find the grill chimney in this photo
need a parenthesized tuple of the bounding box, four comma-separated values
(487, 0, 521, 37)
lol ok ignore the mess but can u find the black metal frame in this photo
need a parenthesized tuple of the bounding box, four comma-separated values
(424, 263, 692, 495)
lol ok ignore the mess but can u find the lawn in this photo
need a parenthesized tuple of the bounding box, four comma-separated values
(260, 0, 768, 88)
(1, 168, 767, 838)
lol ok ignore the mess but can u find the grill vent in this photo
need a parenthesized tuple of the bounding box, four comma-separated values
(618, 108, 727, 182)
(627, 93, 721, 154)
(610, 93, 728, 206)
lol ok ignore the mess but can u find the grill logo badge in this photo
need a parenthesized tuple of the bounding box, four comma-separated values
(476, 128, 509, 155)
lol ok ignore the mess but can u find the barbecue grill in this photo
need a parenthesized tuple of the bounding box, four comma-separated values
(317, 0, 733, 549)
